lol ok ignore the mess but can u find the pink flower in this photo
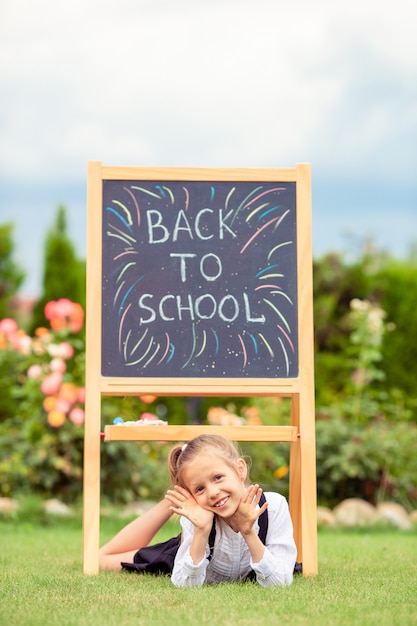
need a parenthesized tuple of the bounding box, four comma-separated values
(48, 342, 74, 360)
(55, 299, 74, 317)
(13, 333, 32, 355)
(50, 358, 67, 373)
(139, 412, 159, 421)
(77, 387, 86, 404)
(45, 299, 73, 321)
(0, 318, 18, 338)
(69, 407, 85, 425)
(58, 342, 74, 359)
(68, 302, 84, 333)
(44, 299, 84, 333)
(55, 397, 72, 414)
(44, 301, 57, 320)
(27, 364, 43, 379)
(41, 372, 63, 396)
(207, 406, 244, 425)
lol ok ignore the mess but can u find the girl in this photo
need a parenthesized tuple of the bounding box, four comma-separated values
(99, 434, 297, 587)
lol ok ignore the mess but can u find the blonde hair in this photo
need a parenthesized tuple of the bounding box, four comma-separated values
(168, 434, 250, 488)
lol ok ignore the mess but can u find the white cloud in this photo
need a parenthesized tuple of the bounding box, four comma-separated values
(1, 0, 416, 295)
(1, 0, 416, 182)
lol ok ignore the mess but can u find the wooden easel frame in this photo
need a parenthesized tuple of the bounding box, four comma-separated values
(83, 162, 317, 575)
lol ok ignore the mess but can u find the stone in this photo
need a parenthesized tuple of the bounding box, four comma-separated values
(333, 498, 380, 527)
(0, 497, 19, 513)
(121, 500, 156, 518)
(317, 506, 335, 527)
(376, 502, 412, 530)
(44, 499, 72, 516)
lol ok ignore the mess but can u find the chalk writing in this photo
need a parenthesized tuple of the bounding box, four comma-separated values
(101, 181, 298, 377)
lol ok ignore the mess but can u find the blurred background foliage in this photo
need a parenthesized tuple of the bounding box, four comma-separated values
(0, 208, 416, 510)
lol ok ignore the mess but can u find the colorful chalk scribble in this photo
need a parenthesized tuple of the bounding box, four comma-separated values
(101, 181, 298, 378)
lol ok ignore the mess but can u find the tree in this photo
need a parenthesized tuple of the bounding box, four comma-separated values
(0, 222, 26, 319)
(30, 206, 84, 331)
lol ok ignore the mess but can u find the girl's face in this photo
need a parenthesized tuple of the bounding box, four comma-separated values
(181, 453, 247, 521)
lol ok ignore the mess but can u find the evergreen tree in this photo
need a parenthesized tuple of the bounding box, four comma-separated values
(0, 222, 26, 319)
(30, 206, 84, 331)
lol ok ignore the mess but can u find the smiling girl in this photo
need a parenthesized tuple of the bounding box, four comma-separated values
(99, 434, 297, 587)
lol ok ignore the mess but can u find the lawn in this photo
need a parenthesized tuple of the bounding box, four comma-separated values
(1, 510, 416, 626)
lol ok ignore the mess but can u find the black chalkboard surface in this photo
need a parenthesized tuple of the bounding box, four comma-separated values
(101, 180, 298, 378)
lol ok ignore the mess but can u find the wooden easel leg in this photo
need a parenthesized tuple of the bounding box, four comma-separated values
(82, 394, 101, 574)
(289, 393, 318, 575)
(289, 394, 302, 563)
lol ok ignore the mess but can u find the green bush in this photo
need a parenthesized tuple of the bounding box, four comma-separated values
(315, 415, 417, 509)
(0, 303, 85, 500)
(314, 297, 417, 510)
(1, 291, 416, 509)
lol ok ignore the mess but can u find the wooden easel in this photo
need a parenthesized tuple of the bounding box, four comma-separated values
(83, 162, 317, 575)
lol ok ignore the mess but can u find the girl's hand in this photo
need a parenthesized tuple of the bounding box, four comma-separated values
(229, 484, 268, 536)
(165, 485, 214, 532)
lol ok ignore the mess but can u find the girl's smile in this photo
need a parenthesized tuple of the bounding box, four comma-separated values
(214, 496, 230, 509)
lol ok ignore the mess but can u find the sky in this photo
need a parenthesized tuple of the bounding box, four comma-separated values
(1, 0, 416, 296)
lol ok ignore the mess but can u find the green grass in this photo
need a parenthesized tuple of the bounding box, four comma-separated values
(1, 511, 416, 626)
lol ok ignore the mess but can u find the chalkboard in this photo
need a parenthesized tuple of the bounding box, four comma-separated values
(101, 180, 298, 378)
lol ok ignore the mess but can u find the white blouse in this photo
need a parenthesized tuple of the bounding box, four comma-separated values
(171, 492, 297, 587)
